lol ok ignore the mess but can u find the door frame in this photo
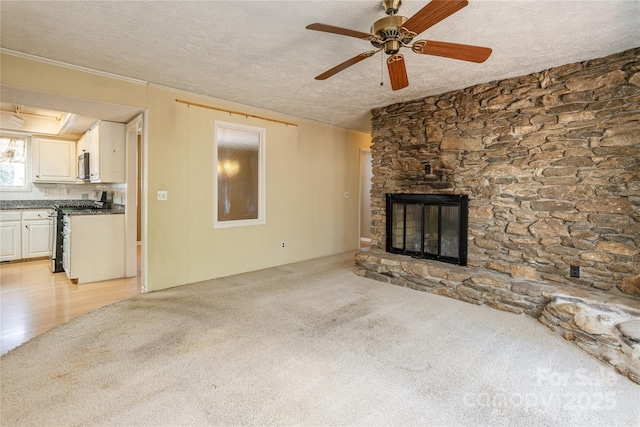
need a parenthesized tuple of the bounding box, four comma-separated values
(125, 113, 147, 292)
(358, 148, 372, 248)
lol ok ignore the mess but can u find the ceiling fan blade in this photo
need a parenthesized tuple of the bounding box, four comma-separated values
(403, 0, 468, 36)
(315, 51, 379, 80)
(413, 40, 492, 63)
(387, 54, 409, 91)
(306, 23, 374, 40)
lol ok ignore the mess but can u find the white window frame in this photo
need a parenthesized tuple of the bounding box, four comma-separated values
(213, 120, 266, 229)
(0, 133, 31, 192)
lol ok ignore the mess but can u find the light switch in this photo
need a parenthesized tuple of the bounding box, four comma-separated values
(157, 191, 168, 201)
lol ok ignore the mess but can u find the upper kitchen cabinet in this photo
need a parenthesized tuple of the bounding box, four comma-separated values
(77, 130, 90, 155)
(32, 137, 77, 182)
(87, 120, 125, 183)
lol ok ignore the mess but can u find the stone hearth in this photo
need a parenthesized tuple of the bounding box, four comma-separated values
(356, 250, 640, 384)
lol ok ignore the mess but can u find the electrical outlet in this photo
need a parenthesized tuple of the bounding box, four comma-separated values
(570, 265, 580, 278)
(157, 191, 168, 201)
(344, 192, 350, 199)
(281, 242, 285, 249)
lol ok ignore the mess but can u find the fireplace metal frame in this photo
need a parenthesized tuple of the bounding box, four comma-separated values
(386, 194, 468, 266)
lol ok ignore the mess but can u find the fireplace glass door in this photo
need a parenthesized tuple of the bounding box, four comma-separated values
(386, 194, 468, 265)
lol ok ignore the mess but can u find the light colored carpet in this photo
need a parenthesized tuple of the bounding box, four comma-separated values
(1, 252, 638, 426)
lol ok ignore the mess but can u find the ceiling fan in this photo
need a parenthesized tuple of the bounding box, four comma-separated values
(306, 0, 492, 90)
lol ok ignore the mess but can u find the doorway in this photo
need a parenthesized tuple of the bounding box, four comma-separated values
(125, 114, 146, 292)
(359, 149, 372, 250)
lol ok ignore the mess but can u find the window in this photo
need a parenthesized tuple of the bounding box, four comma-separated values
(213, 121, 266, 228)
(0, 135, 29, 190)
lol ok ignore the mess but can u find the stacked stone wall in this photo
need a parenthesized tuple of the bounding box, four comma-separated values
(369, 47, 640, 295)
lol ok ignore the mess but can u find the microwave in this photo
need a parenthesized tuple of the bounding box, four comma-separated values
(78, 152, 90, 180)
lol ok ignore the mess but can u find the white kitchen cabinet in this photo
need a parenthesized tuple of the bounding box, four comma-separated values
(88, 121, 125, 183)
(32, 137, 77, 182)
(21, 210, 51, 259)
(63, 214, 125, 284)
(76, 130, 90, 155)
(0, 211, 22, 262)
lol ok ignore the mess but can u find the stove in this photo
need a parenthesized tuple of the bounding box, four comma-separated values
(49, 201, 105, 273)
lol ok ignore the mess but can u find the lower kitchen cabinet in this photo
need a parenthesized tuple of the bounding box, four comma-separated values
(21, 210, 51, 259)
(63, 214, 125, 284)
(0, 211, 22, 262)
(0, 210, 51, 262)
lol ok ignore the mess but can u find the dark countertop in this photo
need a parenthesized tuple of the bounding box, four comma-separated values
(62, 208, 124, 216)
(0, 201, 54, 210)
(0, 199, 89, 210)
(0, 200, 125, 214)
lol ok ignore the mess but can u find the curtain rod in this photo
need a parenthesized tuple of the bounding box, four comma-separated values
(175, 99, 298, 127)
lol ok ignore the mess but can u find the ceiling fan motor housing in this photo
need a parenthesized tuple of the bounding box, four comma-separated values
(371, 15, 409, 54)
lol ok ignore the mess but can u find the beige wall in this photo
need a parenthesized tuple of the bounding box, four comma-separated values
(1, 53, 371, 292)
(0, 54, 148, 108)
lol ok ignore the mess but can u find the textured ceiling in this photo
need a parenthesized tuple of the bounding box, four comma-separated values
(1, 0, 639, 134)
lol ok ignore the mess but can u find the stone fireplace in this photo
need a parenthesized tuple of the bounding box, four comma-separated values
(386, 193, 468, 265)
(356, 47, 640, 384)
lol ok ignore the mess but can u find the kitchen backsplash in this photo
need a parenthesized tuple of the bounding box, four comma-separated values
(111, 183, 126, 206)
(0, 182, 125, 205)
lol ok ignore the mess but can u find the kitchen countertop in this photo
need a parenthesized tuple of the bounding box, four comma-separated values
(0, 200, 124, 214)
(0, 199, 89, 210)
(62, 208, 124, 216)
(1, 200, 56, 210)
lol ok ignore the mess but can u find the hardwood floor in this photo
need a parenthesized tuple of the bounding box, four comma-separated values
(0, 249, 141, 355)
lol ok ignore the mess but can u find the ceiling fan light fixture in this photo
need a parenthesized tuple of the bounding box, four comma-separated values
(384, 40, 401, 55)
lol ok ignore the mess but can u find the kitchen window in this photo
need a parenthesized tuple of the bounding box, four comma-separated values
(0, 135, 29, 191)
(213, 121, 266, 228)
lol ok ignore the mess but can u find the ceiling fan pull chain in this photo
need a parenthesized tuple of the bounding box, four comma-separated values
(380, 53, 384, 86)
